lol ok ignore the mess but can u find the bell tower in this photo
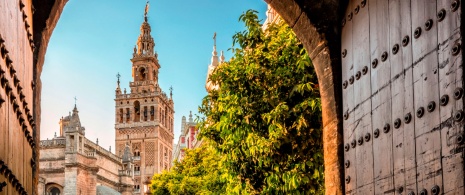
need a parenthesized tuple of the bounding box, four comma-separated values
(114, 2, 174, 194)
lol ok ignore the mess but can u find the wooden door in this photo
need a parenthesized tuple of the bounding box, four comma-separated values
(341, 0, 463, 194)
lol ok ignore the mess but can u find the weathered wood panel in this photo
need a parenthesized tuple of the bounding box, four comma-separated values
(389, 0, 418, 194)
(411, 0, 443, 193)
(400, 1, 419, 194)
(342, 0, 356, 193)
(0, 0, 35, 193)
(437, 0, 464, 194)
(343, 0, 463, 194)
(351, 0, 374, 194)
(369, 0, 395, 194)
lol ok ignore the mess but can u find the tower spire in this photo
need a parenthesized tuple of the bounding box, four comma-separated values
(211, 32, 218, 67)
(189, 111, 193, 123)
(133, 2, 156, 59)
(220, 51, 225, 63)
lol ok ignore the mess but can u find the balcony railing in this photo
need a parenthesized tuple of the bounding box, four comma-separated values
(129, 80, 157, 87)
(133, 156, 141, 161)
(86, 150, 96, 157)
(118, 170, 132, 176)
(133, 189, 140, 193)
(115, 90, 170, 101)
(134, 171, 140, 176)
(40, 139, 66, 148)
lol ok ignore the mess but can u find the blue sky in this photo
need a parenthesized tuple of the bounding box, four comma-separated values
(40, 0, 268, 150)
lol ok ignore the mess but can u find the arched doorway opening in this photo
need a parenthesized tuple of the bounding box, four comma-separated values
(33, 0, 345, 194)
(265, 1, 346, 194)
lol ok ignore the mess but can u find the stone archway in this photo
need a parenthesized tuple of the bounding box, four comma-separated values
(32, 0, 347, 194)
(269, 0, 465, 194)
(265, 0, 346, 194)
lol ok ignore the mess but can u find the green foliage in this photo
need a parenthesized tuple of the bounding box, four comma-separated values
(198, 9, 325, 194)
(151, 143, 227, 195)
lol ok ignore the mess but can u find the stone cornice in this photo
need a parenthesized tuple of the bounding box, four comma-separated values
(64, 162, 99, 173)
(39, 167, 65, 174)
(39, 157, 65, 161)
(96, 175, 119, 188)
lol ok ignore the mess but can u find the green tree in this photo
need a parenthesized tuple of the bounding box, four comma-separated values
(198, 10, 324, 194)
(151, 143, 227, 195)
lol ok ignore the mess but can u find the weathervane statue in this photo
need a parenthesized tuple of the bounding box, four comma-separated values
(144, 1, 150, 21)
(213, 32, 216, 46)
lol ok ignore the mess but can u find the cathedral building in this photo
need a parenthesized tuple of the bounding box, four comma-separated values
(172, 112, 198, 163)
(171, 34, 225, 164)
(114, 5, 174, 194)
(38, 105, 135, 195)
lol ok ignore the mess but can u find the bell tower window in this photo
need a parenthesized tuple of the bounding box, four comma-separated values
(139, 67, 146, 81)
(119, 108, 123, 123)
(143, 106, 148, 121)
(126, 108, 130, 123)
(134, 101, 141, 122)
(150, 106, 155, 121)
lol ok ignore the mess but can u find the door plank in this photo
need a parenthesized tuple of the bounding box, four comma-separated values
(369, 0, 395, 194)
(342, 0, 356, 193)
(437, 0, 464, 194)
(389, 0, 418, 194)
(411, 0, 443, 192)
(400, 0, 419, 194)
(351, 0, 374, 194)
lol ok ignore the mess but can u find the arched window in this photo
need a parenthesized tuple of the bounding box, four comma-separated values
(139, 67, 146, 81)
(133, 150, 140, 157)
(50, 187, 61, 195)
(119, 108, 123, 123)
(150, 106, 155, 121)
(164, 107, 168, 127)
(134, 101, 141, 122)
(126, 108, 130, 123)
(46, 183, 63, 195)
(143, 106, 148, 121)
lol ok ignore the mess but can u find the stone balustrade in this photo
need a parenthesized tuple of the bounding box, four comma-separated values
(118, 170, 132, 177)
(115, 89, 170, 102)
(84, 138, 121, 163)
(40, 139, 66, 148)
